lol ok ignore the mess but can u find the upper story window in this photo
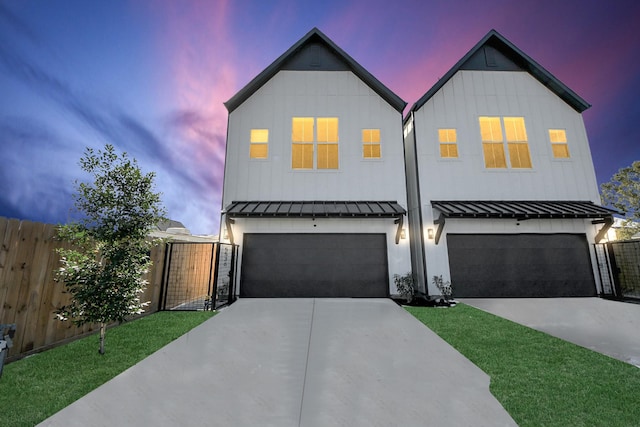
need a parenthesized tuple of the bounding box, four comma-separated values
(250, 129, 269, 159)
(438, 128, 458, 158)
(292, 117, 338, 169)
(549, 129, 570, 158)
(479, 116, 532, 169)
(362, 129, 381, 159)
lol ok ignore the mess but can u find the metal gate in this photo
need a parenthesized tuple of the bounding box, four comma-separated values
(159, 242, 238, 310)
(593, 240, 640, 300)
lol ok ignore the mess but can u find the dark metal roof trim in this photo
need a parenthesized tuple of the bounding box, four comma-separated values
(224, 28, 406, 113)
(410, 29, 591, 114)
(225, 201, 406, 218)
(431, 200, 617, 219)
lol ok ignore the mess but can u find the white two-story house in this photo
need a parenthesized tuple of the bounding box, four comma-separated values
(404, 30, 615, 298)
(220, 28, 411, 297)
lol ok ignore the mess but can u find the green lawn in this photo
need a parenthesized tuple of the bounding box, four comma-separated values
(407, 303, 640, 427)
(0, 311, 215, 427)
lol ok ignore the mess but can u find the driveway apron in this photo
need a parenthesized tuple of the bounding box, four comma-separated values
(39, 299, 516, 427)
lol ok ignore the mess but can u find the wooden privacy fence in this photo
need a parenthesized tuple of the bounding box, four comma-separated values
(0, 217, 165, 361)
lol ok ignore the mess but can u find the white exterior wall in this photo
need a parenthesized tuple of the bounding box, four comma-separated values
(223, 70, 407, 204)
(221, 69, 410, 294)
(411, 70, 602, 295)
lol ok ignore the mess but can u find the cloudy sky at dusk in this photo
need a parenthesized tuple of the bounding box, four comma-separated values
(1, 0, 638, 235)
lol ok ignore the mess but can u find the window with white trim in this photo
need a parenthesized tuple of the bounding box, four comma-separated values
(362, 129, 381, 159)
(479, 116, 531, 169)
(250, 129, 269, 159)
(292, 117, 338, 169)
(549, 129, 570, 158)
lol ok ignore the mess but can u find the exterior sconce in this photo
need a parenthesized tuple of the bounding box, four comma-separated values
(400, 228, 407, 239)
(427, 228, 435, 239)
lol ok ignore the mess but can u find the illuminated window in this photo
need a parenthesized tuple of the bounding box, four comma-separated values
(504, 117, 531, 168)
(438, 128, 458, 158)
(479, 117, 506, 168)
(292, 117, 338, 169)
(250, 129, 269, 159)
(479, 116, 531, 169)
(362, 129, 381, 159)
(292, 118, 314, 169)
(549, 129, 570, 158)
(317, 118, 338, 169)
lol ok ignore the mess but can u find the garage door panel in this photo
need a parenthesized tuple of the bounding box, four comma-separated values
(447, 234, 596, 297)
(241, 233, 388, 298)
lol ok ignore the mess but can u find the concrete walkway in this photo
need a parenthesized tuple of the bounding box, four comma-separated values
(462, 298, 640, 367)
(40, 299, 516, 426)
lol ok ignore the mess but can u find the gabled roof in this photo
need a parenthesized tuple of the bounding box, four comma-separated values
(224, 28, 406, 113)
(410, 30, 591, 114)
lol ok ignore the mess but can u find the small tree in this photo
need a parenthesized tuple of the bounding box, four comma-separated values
(601, 161, 640, 240)
(56, 144, 166, 354)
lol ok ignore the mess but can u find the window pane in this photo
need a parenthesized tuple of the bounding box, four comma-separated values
(483, 142, 506, 168)
(479, 117, 502, 142)
(504, 117, 527, 142)
(549, 129, 567, 143)
(292, 118, 314, 142)
(363, 143, 381, 159)
(508, 142, 532, 168)
(250, 144, 268, 159)
(440, 143, 458, 158)
(362, 129, 380, 143)
(320, 144, 338, 169)
(552, 144, 570, 158)
(371, 144, 381, 158)
(292, 143, 313, 169)
(318, 144, 338, 169)
(438, 128, 457, 143)
(250, 129, 269, 143)
(317, 118, 338, 142)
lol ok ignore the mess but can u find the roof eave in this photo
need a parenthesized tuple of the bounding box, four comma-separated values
(410, 29, 591, 115)
(225, 28, 406, 114)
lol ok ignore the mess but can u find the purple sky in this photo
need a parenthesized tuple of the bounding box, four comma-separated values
(1, 0, 638, 234)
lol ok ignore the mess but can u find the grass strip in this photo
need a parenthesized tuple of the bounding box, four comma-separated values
(406, 303, 640, 427)
(0, 311, 215, 427)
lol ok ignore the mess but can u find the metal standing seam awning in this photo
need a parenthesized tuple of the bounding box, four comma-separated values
(223, 201, 406, 244)
(430, 200, 618, 244)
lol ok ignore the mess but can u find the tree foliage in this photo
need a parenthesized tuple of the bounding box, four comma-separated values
(601, 160, 640, 240)
(56, 144, 166, 354)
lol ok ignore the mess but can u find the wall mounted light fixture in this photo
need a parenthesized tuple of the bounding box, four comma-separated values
(427, 228, 435, 239)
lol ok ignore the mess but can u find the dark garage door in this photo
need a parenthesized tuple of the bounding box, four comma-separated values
(240, 233, 388, 297)
(447, 234, 596, 297)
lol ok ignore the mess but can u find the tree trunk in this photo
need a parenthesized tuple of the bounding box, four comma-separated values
(99, 322, 105, 355)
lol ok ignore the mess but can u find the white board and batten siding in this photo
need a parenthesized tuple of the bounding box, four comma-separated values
(411, 70, 603, 294)
(222, 69, 411, 293)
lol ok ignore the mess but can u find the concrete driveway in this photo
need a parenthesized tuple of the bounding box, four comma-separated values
(39, 299, 516, 426)
(462, 298, 640, 367)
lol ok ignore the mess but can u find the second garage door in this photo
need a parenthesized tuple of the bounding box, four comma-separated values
(240, 233, 389, 297)
(447, 233, 596, 297)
